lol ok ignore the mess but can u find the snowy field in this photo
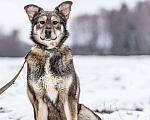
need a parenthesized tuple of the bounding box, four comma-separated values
(0, 56, 150, 120)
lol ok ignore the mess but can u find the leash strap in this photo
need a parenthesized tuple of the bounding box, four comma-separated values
(0, 59, 26, 94)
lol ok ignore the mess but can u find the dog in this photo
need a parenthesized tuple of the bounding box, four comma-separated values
(24, 1, 101, 120)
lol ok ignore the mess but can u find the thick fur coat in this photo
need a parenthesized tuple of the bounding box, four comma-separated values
(24, 1, 101, 120)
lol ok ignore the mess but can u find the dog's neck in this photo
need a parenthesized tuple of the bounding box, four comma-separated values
(36, 44, 60, 52)
(29, 44, 70, 60)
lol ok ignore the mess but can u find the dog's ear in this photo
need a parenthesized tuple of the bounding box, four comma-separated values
(24, 4, 43, 21)
(55, 1, 73, 20)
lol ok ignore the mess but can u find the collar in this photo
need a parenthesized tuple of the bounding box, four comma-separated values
(36, 44, 60, 52)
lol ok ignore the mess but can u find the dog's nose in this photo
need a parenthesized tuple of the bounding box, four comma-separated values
(45, 29, 51, 36)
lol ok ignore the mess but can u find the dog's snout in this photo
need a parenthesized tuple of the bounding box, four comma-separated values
(45, 29, 51, 36)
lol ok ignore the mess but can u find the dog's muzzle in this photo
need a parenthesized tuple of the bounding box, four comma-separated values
(40, 29, 57, 41)
(45, 29, 51, 39)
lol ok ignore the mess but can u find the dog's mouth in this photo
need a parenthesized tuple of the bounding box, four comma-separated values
(40, 36, 57, 41)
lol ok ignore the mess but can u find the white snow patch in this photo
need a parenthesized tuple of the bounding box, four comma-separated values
(0, 56, 150, 120)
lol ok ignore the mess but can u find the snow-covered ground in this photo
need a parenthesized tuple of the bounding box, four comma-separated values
(0, 56, 150, 120)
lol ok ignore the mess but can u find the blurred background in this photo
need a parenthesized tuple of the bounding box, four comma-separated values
(1, 1, 150, 119)
(0, 0, 149, 57)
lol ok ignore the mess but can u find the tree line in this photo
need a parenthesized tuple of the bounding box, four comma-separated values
(70, 1, 150, 55)
(0, 1, 150, 56)
(0, 30, 31, 57)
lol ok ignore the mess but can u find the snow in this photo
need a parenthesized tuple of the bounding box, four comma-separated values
(0, 56, 150, 120)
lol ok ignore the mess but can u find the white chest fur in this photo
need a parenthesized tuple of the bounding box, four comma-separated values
(42, 57, 58, 103)
(42, 57, 72, 104)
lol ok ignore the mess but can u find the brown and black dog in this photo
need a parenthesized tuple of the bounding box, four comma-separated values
(24, 1, 101, 120)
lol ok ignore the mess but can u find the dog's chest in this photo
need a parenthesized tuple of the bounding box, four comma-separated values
(27, 48, 73, 103)
(41, 57, 72, 103)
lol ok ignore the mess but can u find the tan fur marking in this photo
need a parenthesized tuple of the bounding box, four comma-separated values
(64, 99, 72, 120)
(50, 42, 54, 46)
(37, 99, 48, 120)
(39, 16, 47, 27)
(27, 88, 34, 104)
(29, 16, 32, 21)
(72, 101, 78, 120)
(76, 83, 80, 100)
(39, 16, 47, 21)
(51, 16, 57, 21)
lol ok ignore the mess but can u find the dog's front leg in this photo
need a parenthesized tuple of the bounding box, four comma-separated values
(34, 98, 48, 120)
(64, 99, 78, 120)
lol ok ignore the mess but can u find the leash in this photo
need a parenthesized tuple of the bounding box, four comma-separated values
(0, 44, 59, 95)
(0, 59, 27, 94)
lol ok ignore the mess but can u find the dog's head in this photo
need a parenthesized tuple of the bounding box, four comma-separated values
(24, 1, 72, 49)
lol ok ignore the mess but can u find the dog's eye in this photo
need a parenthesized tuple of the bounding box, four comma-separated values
(40, 21, 45, 24)
(53, 21, 58, 25)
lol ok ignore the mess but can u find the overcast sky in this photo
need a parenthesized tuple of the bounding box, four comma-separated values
(0, 0, 146, 44)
